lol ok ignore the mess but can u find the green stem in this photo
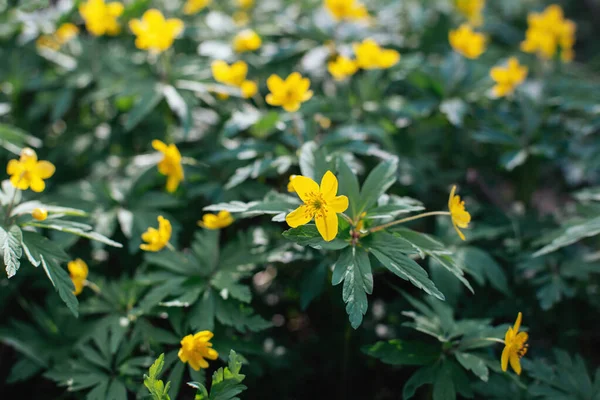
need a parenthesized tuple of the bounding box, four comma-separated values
(291, 113, 304, 145)
(368, 211, 451, 233)
(166, 242, 176, 252)
(340, 213, 354, 225)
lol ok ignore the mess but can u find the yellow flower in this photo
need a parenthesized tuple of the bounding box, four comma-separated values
(68, 258, 89, 296)
(79, 0, 124, 36)
(240, 80, 258, 98)
(140, 216, 172, 252)
(55, 23, 79, 43)
(129, 9, 184, 53)
(449, 24, 486, 59)
(184, 0, 211, 15)
(314, 114, 332, 129)
(178, 331, 219, 371)
(212, 60, 248, 87)
(355, 211, 367, 232)
(32, 208, 48, 221)
(490, 57, 528, 97)
(236, 0, 254, 9)
(233, 11, 250, 26)
(520, 5, 575, 62)
(7, 148, 56, 193)
(455, 0, 485, 26)
(501, 312, 529, 375)
(152, 140, 184, 193)
(286, 171, 349, 242)
(328, 55, 358, 81)
(448, 185, 471, 241)
(353, 39, 400, 69)
(233, 29, 261, 53)
(287, 175, 297, 192)
(266, 72, 313, 112)
(324, 0, 369, 21)
(199, 211, 234, 230)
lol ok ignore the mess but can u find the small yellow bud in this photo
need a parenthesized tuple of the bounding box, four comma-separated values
(32, 208, 48, 221)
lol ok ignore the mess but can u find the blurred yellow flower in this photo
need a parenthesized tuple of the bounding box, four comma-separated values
(448, 185, 471, 241)
(240, 80, 258, 98)
(184, 0, 211, 15)
(152, 140, 184, 193)
(68, 258, 88, 296)
(449, 24, 486, 59)
(32, 208, 48, 221)
(212, 60, 248, 87)
(79, 0, 124, 36)
(233, 11, 250, 26)
(140, 216, 172, 252)
(325, 0, 369, 21)
(328, 55, 358, 80)
(236, 0, 254, 9)
(36, 36, 60, 50)
(178, 331, 219, 371)
(353, 39, 400, 69)
(490, 57, 528, 97)
(314, 114, 332, 129)
(36, 23, 79, 50)
(198, 210, 234, 229)
(129, 9, 184, 53)
(455, 0, 485, 26)
(266, 72, 313, 112)
(287, 175, 297, 192)
(501, 312, 529, 375)
(7, 148, 55, 193)
(286, 171, 349, 242)
(233, 29, 261, 53)
(521, 5, 575, 62)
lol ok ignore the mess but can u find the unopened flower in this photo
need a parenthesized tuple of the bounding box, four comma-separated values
(286, 171, 349, 242)
(233, 29, 261, 53)
(32, 208, 48, 221)
(266, 72, 313, 112)
(521, 5, 575, 62)
(490, 57, 528, 97)
(449, 24, 486, 59)
(79, 0, 124, 36)
(325, 0, 369, 21)
(328, 55, 358, 80)
(183, 0, 211, 15)
(455, 0, 485, 26)
(353, 39, 400, 69)
(178, 331, 219, 370)
(140, 216, 172, 252)
(129, 9, 184, 53)
(7, 148, 55, 192)
(199, 211, 234, 230)
(448, 185, 470, 240)
(152, 140, 184, 193)
(501, 312, 529, 375)
(68, 258, 89, 296)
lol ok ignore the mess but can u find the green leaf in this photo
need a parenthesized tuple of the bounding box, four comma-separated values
(455, 352, 489, 382)
(533, 215, 600, 257)
(455, 247, 509, 294)
(250, 111, 279, 138)
(393, 228, 452, 258)
(26, 220, 123, 248)
(194, 350, 247, 400)
(215, 298, 272, 333)
(433, 361, 456, 400)
(362, 339, 440, 366)
(283, 225, 349, 250)
(336, 157, 360, 218)
(403, 365, 437, 400)
(367, 232, 444, 300)
(21, 231, 69, 267)
(124, 87, 163, 131)
(331, 247, 373, 329)
(300, 263, 327, 310)
(429, 254, 473, 294)
(1, 225, 22, 278)
(144, 353, 171, 400)
(299, 141, 330, 181)
(189, 290, 216, 331)
(357, 158, 398, 215)
(40, 255, 78, 317)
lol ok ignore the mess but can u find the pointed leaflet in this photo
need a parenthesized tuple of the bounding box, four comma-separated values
(40, 254, 78, 317)
(1, 225, 22, 278)
(299, 141, 330, 181)
(336, 157, 360, 218)
(357, 158, 398, 215)
(332, 246, 373, 329)
(193, 350, 247, 400)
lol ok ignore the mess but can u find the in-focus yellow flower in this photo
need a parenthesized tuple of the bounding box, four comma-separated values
(152, 140, 184, 193)
(328, 55, 358, 81)
(212, 60, 248, 87)
(233, 11, 250, 26)
(501, 312, 529, 375)
(448, 185, 471, 241)
(129, 9, 184, 53)
(178, 331, 219, 371)
(236, 0, 254, 9)
(68, 258, 89, 296)
(184, 0, 211, 15)
(449, 24, 486, 59)
(353, 39, 400, 69)
(455, 0, 485, 26)
(32, 208, 48, 221)
(490, 57, 528, 97)
(7, 148, 55, 193)
(233, 29, 261, 53)
(199, 211, 234, 230)
(521, 5, 575, 62)
(140, 216, 172, 252)
(286, 171, 349, 242)
(240, 80, 258, 98)
(287, 175, 297, 192)
(79, 0, 124, 36)
(266, 72, 313, 112)
(325, 0, 369, 21)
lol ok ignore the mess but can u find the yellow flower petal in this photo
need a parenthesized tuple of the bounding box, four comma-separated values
(509, 353, 522, 375)
(315, 209, 338, 242)
(286, 205, 313, 228)
(329, 195, 349, 213)
(290, 176, 320, 203)
(320, 170, 338, 200)
(500, 345, 510, 372)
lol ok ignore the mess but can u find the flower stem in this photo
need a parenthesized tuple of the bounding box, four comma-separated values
(166, 242, 176, 252)
(340, 213, 354, 225)
(368, 211, 451, 233)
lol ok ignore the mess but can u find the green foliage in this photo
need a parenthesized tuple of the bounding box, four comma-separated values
(189, 350, 247, 400)
(144, 354, 172, 400)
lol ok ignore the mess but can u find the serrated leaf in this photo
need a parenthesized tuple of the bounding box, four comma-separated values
(21, 231, 69, 267)
(336, 157, 360, 218)
(40, 255, 78, 317)
(1, 225, 22, 278)
(533, 216, 600, 257)
(27, 220, 123, 248)
(357, 158, 398, 215)
(455, 352, 489, 382)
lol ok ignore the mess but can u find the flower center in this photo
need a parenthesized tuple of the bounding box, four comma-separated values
(305, 192, 328, 217)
